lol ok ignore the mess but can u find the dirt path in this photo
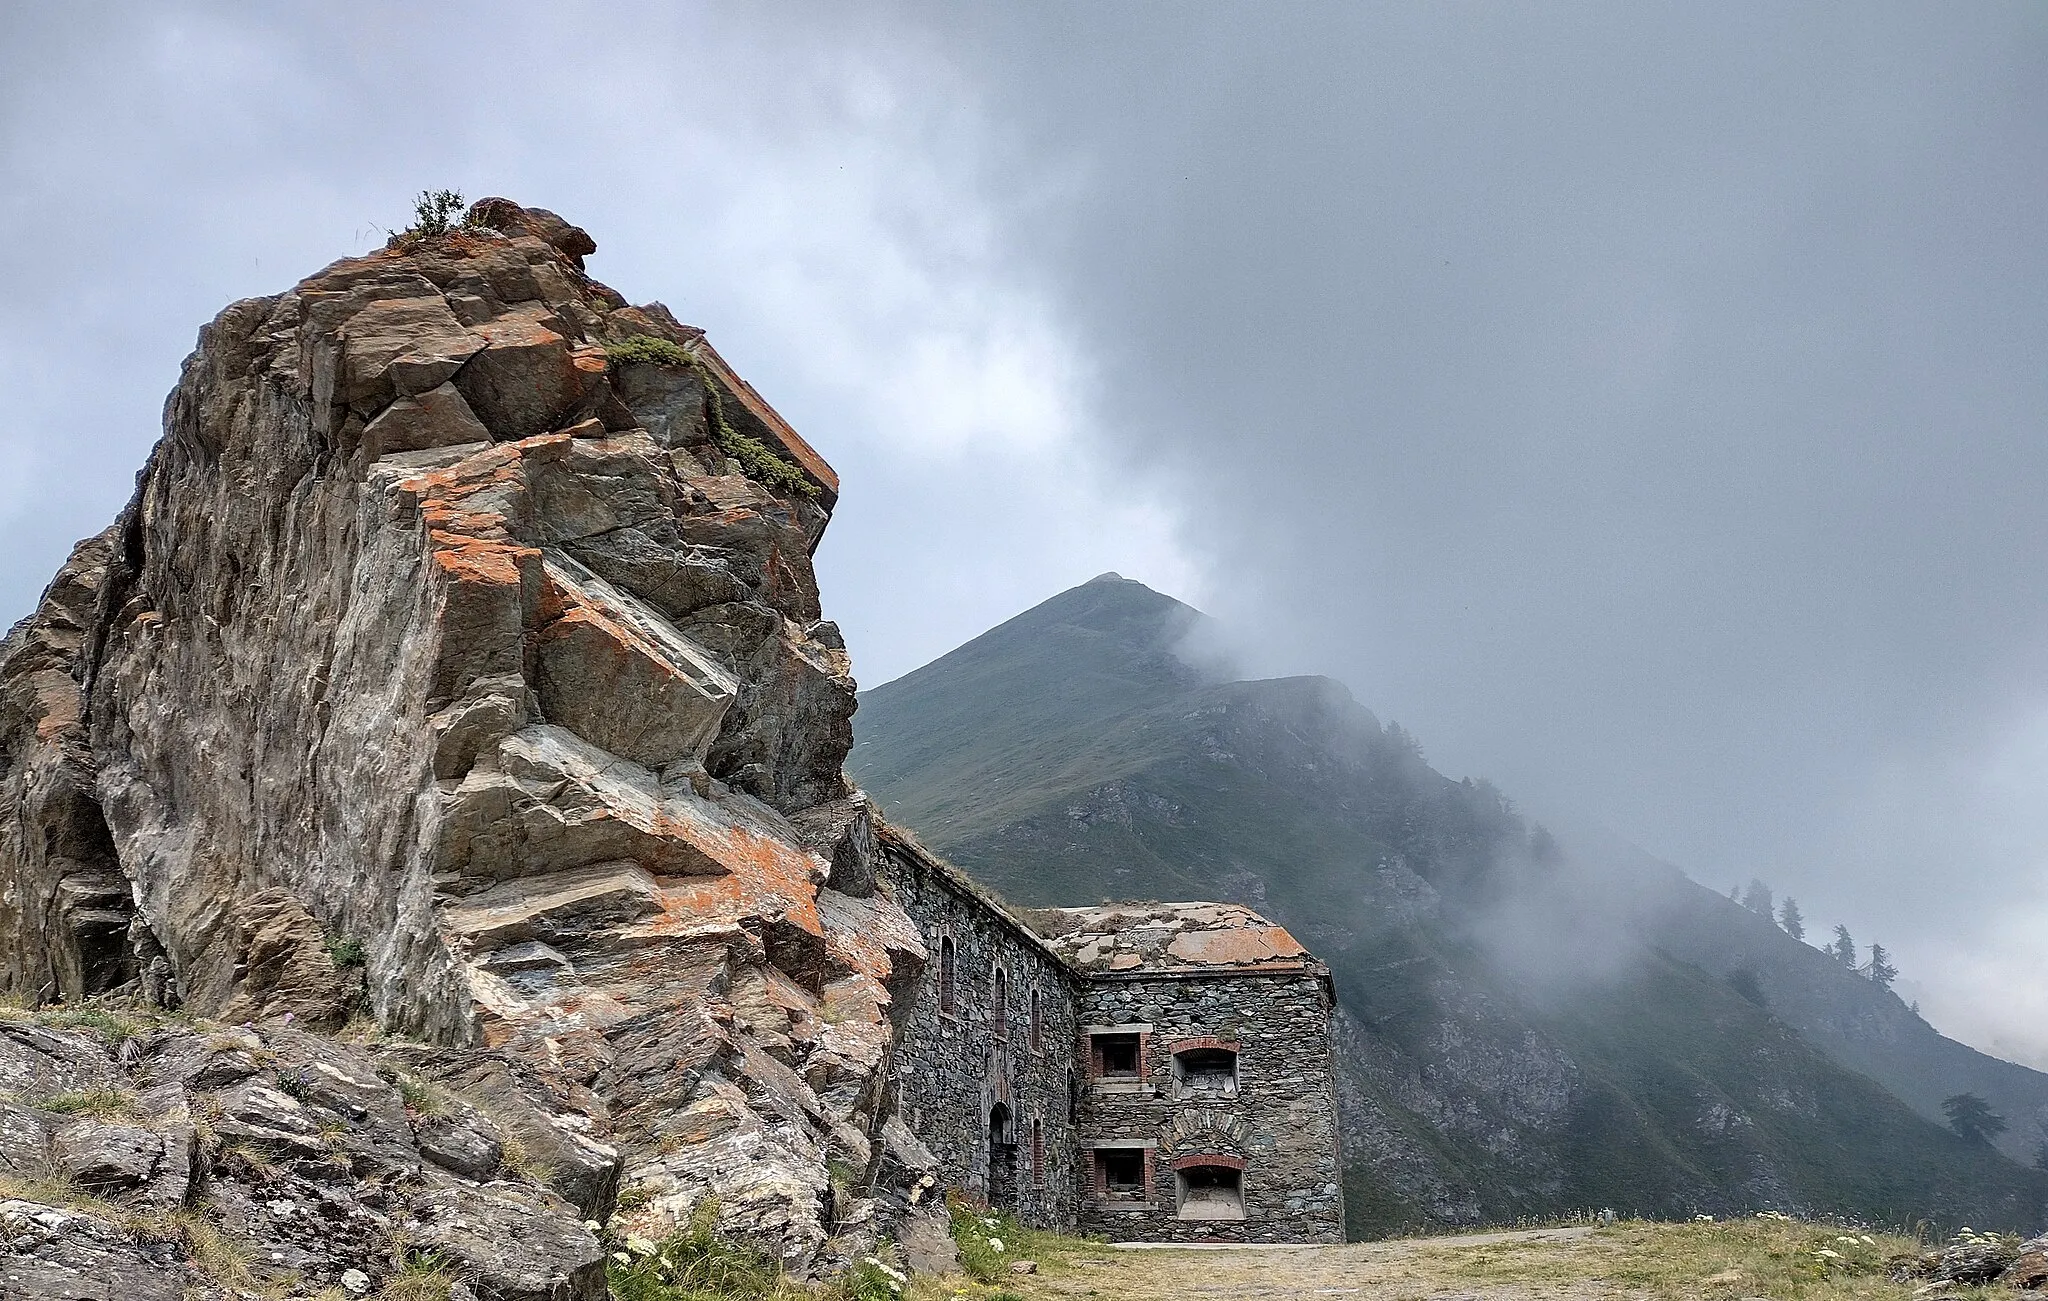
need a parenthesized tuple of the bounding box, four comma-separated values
(1023, 1227, 1620, 1301)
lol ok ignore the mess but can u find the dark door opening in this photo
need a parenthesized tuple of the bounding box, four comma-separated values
(988, 1102, 1018, 1209)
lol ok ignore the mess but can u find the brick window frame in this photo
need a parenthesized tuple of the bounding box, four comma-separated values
(1087, 1145, 1154, 1202)
(1167, 1036, 1240, 1098)
(1029, 986, 1042, 1054)
(1164, 1035, 1240, 1056)
(1085, 1030, 1148, 1082)
(993, 965, 1007, 1039)
(1031, 1117, 1045, 1187)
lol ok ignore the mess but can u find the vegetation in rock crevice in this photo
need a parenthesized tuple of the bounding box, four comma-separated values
(604, 1200, 903, 1301)
(604, 336, 820, 499)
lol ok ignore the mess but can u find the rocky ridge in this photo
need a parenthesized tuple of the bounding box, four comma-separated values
(0, 200, 944, 1294)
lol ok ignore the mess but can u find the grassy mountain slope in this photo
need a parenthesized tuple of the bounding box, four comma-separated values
(851, 574, 2048, 1235)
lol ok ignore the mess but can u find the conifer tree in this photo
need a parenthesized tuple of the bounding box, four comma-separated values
(1741, 879, 1774, 916)
(1866, 942, 1899, 989)
(1830, 925, 1857, 967)
(1778, 897, 1805, 941)
(1942, 1093, 2006, 1145)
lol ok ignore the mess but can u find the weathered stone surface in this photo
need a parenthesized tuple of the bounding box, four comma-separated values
(0, 1022, 118, 1095)
(1998, 1239, 2048, 1290)
(416, 1099, 504, 1180)
(897, 1202, 960, 1276)
(52, 1117, 165, 1191)
(469, 197, 598, 269)
(0, 1199, 194, 1301)
(791, 794, 879, 899)
(338, 294, 482, 413)
(0, 531, 133, 1004)
(533, 553, 736, 768)
(362, 379, 492, 457)
(414, 1181, 606, 1301)
(0, 1019, 609, 1297)
(216, 887, 357, 1032)
(455, 304, 601, 440)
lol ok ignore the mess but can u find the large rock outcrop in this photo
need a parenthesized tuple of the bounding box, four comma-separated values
(0, 200, 933, 1280)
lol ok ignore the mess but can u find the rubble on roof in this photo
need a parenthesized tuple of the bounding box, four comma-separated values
(1029, 901, 1313, 974)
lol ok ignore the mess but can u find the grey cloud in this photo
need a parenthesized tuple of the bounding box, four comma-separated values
(5, 2, 2048, 1058)
(906, 3, 2048, 1052)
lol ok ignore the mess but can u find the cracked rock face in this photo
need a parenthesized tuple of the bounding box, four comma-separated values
(0, 1017, 606, 1301)
(0, 200, 930, 1276)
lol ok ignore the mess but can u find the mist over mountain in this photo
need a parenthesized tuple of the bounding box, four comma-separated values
(851, 574, 2048, 1235)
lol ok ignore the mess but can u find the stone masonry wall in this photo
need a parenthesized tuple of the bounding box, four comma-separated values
(1073, 971, 1344, 1243)
(877, 834, 1082, 1232)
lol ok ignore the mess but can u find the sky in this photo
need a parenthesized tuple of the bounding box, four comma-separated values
(4, 3, 2048, 1063)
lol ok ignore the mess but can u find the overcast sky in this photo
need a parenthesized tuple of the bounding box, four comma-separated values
(5, 3, 2048, 1063)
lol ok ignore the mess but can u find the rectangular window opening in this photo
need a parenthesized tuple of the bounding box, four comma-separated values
(1172, 1047, 1239, 1097)
(1098, 1147, 1146, 1200)
(1093, 1032, 1141, 1078)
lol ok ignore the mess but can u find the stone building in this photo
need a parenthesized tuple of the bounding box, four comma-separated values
(880, 830, 1345, 1243)
(878, 827, 1082, 1232)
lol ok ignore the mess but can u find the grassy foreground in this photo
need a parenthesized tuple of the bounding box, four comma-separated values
(913, 1211, 2002, 1301)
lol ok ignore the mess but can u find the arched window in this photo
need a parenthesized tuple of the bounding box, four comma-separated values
(938, 935, 956, 1014)
(1029, 986, 1042, 1051)
(993, 966, 1008, 1038)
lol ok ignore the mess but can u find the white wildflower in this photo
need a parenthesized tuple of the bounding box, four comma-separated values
(1816, 1249, 1841, 1260)
(988, 1237, 1005, 1253)
(625, 1234, 659, 1257)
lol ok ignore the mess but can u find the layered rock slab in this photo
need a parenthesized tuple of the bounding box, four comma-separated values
(0, 1016, 606, 1301)
(0, 200, 927, 1274)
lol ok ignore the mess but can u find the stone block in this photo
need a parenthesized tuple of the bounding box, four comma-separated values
(361, 381, 492, 458)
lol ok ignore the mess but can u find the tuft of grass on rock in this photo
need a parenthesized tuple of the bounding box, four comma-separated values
(387, 1070, 448, 1119)
(496, 1128, 556, 1186)
(32, 1086, 143, 1120)
(379, 1247, 460, 1301)
(607, 1199, 796, 1301)
(34, 1004, 145, 1043)
(122, 1206, 257, 1290)
(606, 335, 693, 369)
